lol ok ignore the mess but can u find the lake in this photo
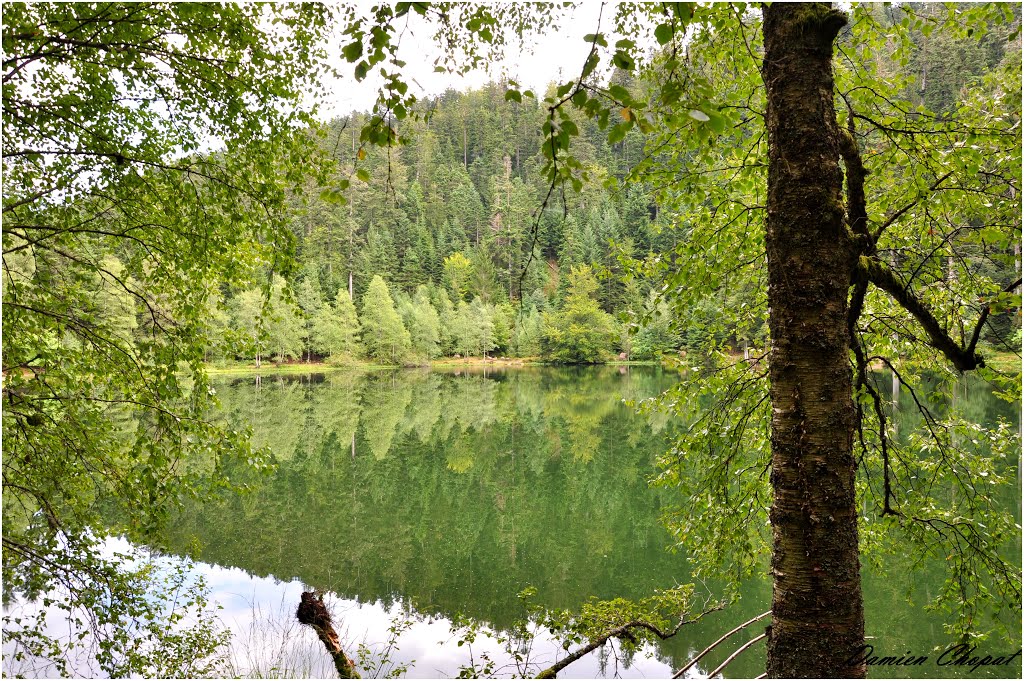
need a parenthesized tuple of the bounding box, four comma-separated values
(153, 366, 1019, 678)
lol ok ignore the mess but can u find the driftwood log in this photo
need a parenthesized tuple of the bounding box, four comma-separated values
(296, 591, 360, 678)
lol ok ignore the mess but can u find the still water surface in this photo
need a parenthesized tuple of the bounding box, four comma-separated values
(159, 366, 1019, 678)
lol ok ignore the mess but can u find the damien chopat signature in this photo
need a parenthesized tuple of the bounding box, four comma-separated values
(846, 643, 1022, 673)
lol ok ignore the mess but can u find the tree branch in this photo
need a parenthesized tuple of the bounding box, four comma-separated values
(536, 604, 723, 679)
(857, 256, 983, 371)
(871, 171, 953, 244)
(837, 107, 870, 246)
(965, 277, 1022, 359)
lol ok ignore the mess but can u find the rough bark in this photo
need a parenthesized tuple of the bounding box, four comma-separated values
(762, 4, 866, 677)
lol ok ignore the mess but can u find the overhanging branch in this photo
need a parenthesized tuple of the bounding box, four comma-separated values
(857, 256, 983, 372)
(536, 604, 723, 679)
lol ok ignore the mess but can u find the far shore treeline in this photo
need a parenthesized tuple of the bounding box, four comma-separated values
(183, 83, 717, 367)
(193, 83, 752, 367)
(83, 76, 1018, 368)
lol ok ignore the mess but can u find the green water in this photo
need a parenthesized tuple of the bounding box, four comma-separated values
(160, 366, 1021, 678)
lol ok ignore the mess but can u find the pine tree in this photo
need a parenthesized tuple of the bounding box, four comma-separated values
(230, 288, 267, 367)
(295, 270, 324, 361)
(491, 302, 513, 355)
(433, 287, 458, 355)
(266, 275, 304, 361)
(511, 305, 543, 357)
(471, 297, 496, 357)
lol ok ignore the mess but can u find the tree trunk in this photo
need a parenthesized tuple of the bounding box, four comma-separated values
(762, 4, 865, 677)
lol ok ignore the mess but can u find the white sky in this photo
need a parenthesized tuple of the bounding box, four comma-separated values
(316, 3, 611, 120)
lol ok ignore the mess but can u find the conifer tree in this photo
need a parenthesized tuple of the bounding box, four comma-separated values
(433, 287, 458, 355)
(230, 288, 267, 367)
(360, 275, 411, 364)
(405, 286, 442, 359)
(295, 270, 324, 362)
(312, 288, 362, 361)
(267, 276, 304, 361)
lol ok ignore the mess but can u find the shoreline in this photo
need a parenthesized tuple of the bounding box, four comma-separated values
(204, 357, 662, 375)
(202, 349, 1020, 377)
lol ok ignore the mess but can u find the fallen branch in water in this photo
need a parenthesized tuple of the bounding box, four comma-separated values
(535, 604, 724, 679)
(673, 609, 770, 678)
(296, 591, 360, 679)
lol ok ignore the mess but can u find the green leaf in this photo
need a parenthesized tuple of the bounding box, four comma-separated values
(688, 109, 710, 122)
(612, 51, 634, 70)
(608, 84, 631, 103)
(655, 23, 674, 45)
(505, 89, 522, 103)
(342, 41, 363, 63)
(672, 2, 695, 22)
(608, 122, 630, 144)
(355, 168, 370, 182)
(706, 111, 726, 134)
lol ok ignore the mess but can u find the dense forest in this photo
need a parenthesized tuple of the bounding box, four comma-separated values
(176, 7, 1024, 366)
(201, 79, 683, 366)
(11, 6, 1015, 368)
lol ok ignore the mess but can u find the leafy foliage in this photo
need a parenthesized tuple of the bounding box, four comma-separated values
(2, 2, 329, 673)
(542, 265, 619, 363)
(3, 537, 229, 678)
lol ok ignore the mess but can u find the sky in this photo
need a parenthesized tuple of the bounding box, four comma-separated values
(316, 3, 614, 120)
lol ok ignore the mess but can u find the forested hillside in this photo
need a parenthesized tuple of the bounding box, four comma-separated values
(23, 5, 1013, 369)
(205, 78, 688, 366)
(205, 3, 1020, 367)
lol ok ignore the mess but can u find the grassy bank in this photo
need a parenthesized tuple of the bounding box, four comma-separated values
(985, 350, 1022, 375)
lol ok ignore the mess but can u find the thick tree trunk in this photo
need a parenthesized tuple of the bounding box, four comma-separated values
(762, 4, 865, 677)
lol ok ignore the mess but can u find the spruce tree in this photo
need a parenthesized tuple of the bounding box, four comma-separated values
(406, 286, 441, 359)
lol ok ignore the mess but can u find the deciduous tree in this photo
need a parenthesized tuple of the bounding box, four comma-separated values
(2, 2, 330, 672)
